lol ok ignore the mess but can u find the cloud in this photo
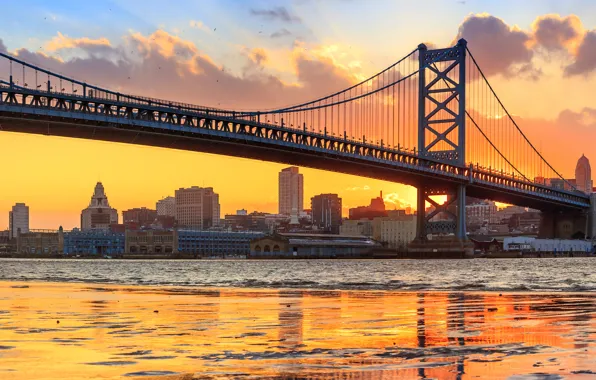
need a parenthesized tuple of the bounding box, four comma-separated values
(0, 30, 356, 111)
(271, 28, 292, 39)
(45, 32, 111, 52)
(564, 31, 596, 76)
(556, 107, 596, 127)
(248, 47, 268, 66)
(250, 7, 301, 23)
(454, 14, 536, 79)
(383, 193, 412, 209)
(189, 20, 212, 33)
(345, 185, 371, 191)
(0, 39, 5, 53)
(531, 14, 583, 53)
(511, 109, 596, 178)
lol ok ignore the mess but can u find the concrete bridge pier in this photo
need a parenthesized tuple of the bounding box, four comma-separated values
(408, 183, 474, 259)
(538, 208, 590, 239)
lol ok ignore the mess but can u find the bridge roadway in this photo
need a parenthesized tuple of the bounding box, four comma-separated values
(0, 84, 590, 212)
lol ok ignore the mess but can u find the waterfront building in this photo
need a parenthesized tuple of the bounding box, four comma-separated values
(178, 230, 265, 257)
(63, 229, 125, 256)
(349, 192, 387, 220)
(279, 167, 303, 216)
(372, 210, 416, 249)
(17, 228, 64, 255)
(125, 230, 178, 254)
(249, 233, 380, 259)
(81, 182, 118, 231)
(340, 219, 373, 237)
(503, 237, 592, 253)
(575, 154, 592, 194)
(9, 203, 29, 239)
(175, 186, 220, 230)
(311, 194, 342, 234)
(122, 207, 157, 230)
(156, 196, 176, 217)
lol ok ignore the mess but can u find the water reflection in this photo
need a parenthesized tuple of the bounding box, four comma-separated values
(0, 282, 594, 379)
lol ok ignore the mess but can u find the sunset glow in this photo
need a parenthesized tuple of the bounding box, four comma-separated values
(0, 0, 594, 229)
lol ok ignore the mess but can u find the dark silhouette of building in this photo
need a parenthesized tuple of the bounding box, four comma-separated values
(349, 191, 387, 220)
(311, 194, 342, 234)
(509, 212, 541, 232)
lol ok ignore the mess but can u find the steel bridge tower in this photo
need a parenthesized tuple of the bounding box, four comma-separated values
(416, 39, 468, 242)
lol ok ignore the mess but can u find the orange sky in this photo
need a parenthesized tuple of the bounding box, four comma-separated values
(0, 9, 595, 230)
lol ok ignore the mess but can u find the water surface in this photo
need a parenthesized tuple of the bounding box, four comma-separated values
(0, 282, 594, 379)
(0, 258, 594, 292)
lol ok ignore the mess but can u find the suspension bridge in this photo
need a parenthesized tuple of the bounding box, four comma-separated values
(0, 39, 593, 244)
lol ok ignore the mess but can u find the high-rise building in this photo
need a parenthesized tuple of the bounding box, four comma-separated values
(9, 203, 29, 239)
(175, 186, 220, 230)
(278, 167, 303, 216)
(575, 154, 592, 194)
(122, 207, 158, 230)
(311, 194, 342, 234)
(156, 196, 176, 217)
(81, 182, 118, 231)
(466, 200, 498, 225)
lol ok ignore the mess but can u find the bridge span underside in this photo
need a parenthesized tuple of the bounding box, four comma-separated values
(0, 111, 587, 214)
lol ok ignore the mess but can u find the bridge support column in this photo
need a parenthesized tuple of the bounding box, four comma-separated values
(590, 194, 596, 241)
(409, 184, 473, 258)
(539, 209, 590, 239)
(456, 184, 467, 241)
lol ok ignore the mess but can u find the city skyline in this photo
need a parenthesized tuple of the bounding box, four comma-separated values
(0, 1, 595, 229)
(2, 153, 591, 231)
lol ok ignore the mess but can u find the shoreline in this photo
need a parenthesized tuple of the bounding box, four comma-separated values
(0, 252, 594, 259)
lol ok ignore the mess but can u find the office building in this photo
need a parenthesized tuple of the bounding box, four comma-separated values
(81, 182, 118, 231)
(466, 200, 498, 224)
(279, 167, 303, 215)
(575, 154, 592, 194)
(156, 196, 176, 217)
(122, 207, 157, 230)
(175, 186, 220, 230)
(9, 203, 29, 239)
(223, 211, 269, 232)
(340, 219, 373, 237)
(311, 194, 342, 234)
(372, 210, 416, 249)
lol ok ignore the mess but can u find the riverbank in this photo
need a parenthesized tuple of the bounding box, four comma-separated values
(1, 251, 593, 260)
(0, 281, 594, 379)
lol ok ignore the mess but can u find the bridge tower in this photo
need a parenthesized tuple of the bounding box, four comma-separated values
(415, 39, 468, 243)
